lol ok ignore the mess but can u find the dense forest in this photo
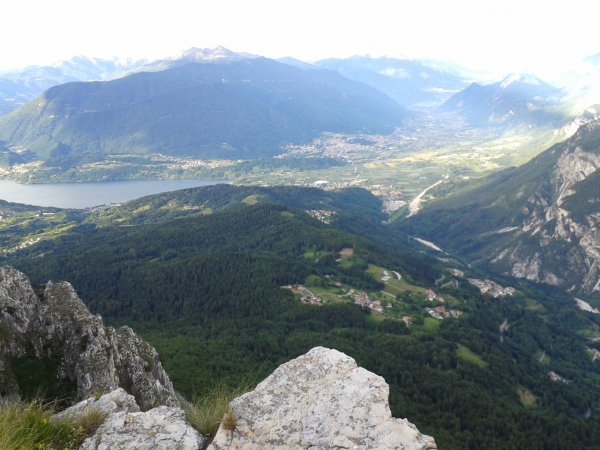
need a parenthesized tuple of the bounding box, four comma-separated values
(3, 184, 600, 449)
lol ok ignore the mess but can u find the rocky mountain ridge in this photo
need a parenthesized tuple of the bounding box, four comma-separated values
(0, 265, 177, 409)
(439, 73, 565, 128)
(492, 121, 600, 291)
(404, 119, 600, 296)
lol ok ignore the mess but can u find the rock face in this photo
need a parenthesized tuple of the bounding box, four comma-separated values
(406, 119, 600, 296)
(54, 388, 205, 450)
(488, 122, 600, 293)
(0, 266, 177, 409)
(208, 346, 436, 450)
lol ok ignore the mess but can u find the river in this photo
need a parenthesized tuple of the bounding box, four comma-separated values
(0, 179, 225, 209)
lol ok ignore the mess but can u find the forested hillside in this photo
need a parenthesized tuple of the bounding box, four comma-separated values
(0, 58, 406, 165)
(3, 184, 600, 449)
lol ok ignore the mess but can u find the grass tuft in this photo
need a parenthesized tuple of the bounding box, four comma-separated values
(0, 400, 72, 449)
(221, 410, 236, 431)
(0, 399, 106, 450)
(71, 408, 106, 440)
(185, 383, 249, 437)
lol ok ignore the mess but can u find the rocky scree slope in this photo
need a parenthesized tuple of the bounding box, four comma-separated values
(404, 120, 600, 296)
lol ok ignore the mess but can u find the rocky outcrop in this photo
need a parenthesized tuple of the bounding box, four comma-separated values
(0, 266, 177, 409)
(208, 346, 436, 450)
(53, 387, 140, 422)
(81, 406, 204, 450)
(54, 388, 205, 450)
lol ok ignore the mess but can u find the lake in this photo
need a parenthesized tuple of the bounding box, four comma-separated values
(0, 179, 226, 209)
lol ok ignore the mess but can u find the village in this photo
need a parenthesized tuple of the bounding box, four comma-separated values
(281, 283, 384, 313)
(282, 264, 465, 327)
(306, 209, 336, 224)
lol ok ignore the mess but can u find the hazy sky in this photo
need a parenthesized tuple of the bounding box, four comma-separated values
(2, 0, 598, 80)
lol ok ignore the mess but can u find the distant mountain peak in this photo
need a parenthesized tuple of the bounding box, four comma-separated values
(175, 46, 257, 63)
(500, 73, 545, 88)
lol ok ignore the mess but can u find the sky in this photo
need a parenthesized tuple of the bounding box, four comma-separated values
(2, 0, 599, 80)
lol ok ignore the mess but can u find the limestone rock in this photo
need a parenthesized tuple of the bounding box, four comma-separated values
(80, 405, 205, 450)
(53, 388, 205, 450)
(208, 346, 436, 450)
(114, 326, 178, 410)
(0, 266, 177, 409)
(53, 388, 139, 423)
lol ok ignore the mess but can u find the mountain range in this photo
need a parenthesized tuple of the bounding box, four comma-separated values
(312, 56, 469, 110)
(0, 56, 148, 115)
(0, 56, 406, 165)
(439, 73, 566, 128)
(3, 48, 599, 176)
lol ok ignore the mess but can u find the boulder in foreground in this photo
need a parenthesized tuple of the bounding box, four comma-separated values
(209, 346, 436, 450)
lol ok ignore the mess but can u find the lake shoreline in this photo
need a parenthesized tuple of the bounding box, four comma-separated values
(0, 179, 228, 209)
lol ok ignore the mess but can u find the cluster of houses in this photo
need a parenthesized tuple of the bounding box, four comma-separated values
(282, 283, 386, 313)
(423, 288, 462, 320)
(425, 289, 443, 302)
(425, 306, 462, 320)
(353, 291, 383, 312)
(306, 209, 336, 224)
(382, 197, 406, 214)
(2, 236, 41, 255)
(467, 278, 515, 298)
(0, 211, 14, 220)
(281, 285, 323, 305)
(284, 264, 476, 326)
